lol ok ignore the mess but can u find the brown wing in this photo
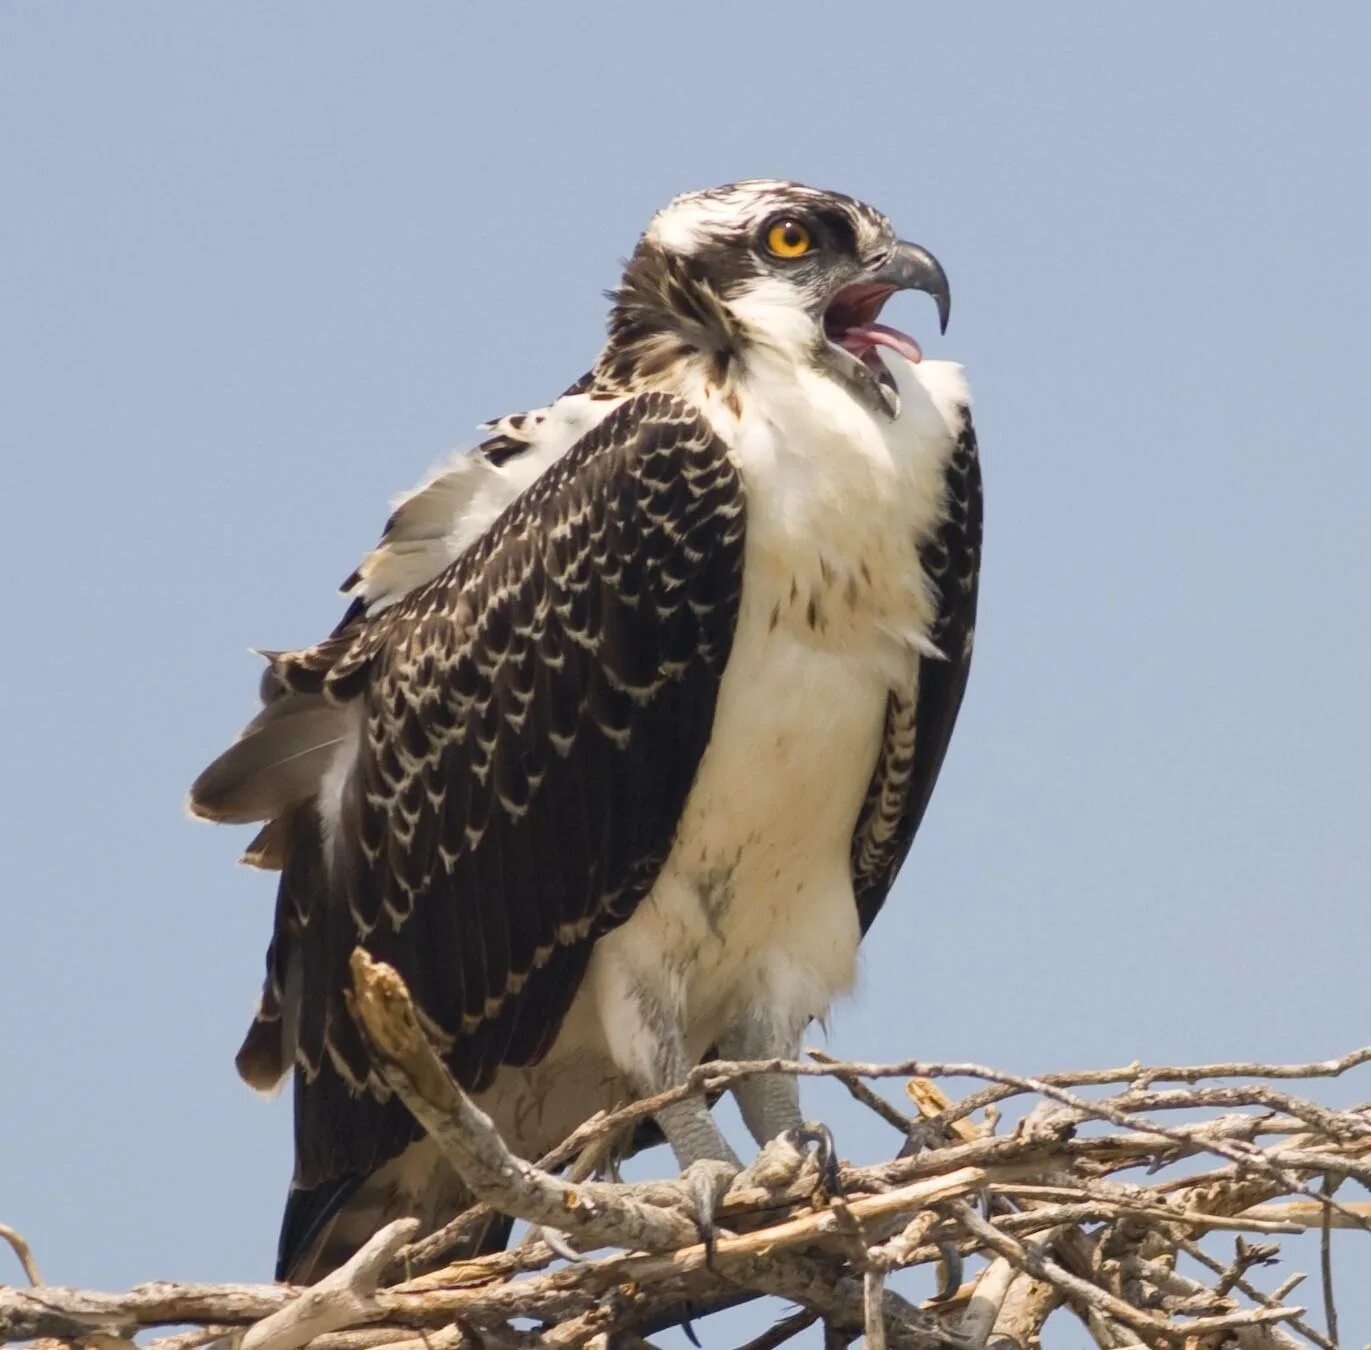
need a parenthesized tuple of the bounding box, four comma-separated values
(191, 390, 746, 1275)
(852, 404, 982, 932)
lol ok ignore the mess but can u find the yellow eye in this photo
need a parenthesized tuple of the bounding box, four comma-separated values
(764, 218, 812, 259)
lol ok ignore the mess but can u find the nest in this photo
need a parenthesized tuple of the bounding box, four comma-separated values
(4, 953, 1367, 1349)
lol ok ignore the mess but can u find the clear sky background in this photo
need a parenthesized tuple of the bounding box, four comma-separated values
(2, 4, 1368, 1345)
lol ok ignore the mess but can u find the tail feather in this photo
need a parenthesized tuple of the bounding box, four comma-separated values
(190, 695, 352, 824)
(277, 1134, 508, 1283)
(236, 1010, 288, 1093)
(277, 1174, 364, 1283)
(235, 806, 316, 1094)
(240, 814, 291, 870)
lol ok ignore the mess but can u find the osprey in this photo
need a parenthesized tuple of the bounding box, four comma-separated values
(191, 180, 982, 1280)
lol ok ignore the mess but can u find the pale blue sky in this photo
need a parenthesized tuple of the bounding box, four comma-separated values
(2, 3, 1368, 1344)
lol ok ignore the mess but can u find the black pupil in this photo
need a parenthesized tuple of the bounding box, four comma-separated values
(782, 222, 803, 247)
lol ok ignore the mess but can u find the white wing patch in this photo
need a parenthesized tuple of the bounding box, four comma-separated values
(344, 393, 626, 616)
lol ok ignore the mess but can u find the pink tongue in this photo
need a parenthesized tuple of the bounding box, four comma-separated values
(843, 322, 923, 364)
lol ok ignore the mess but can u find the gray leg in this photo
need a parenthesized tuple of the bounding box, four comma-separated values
(718, 1014, 804, 1147)
(719, 1014, 841, 1197)
(654, 1095, 742, 1250)
(589, 946, 751, 1249)
(656, 1096, 741, 1170)
(614, 996, 741, 1249)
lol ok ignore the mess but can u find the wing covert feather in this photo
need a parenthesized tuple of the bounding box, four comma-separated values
(266, 392, 745, 1203)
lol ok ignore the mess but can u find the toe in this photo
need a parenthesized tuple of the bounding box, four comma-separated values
(789, 1121, 841, 1196)
(733, 1131, 808, 1192)
(682, 1158, 739, 1262)
(536, 1226, 586, 1263)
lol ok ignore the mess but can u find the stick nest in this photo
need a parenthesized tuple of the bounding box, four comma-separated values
(3, 953, 1367, 1349)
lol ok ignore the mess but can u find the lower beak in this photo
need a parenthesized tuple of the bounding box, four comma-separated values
(865, 241, 951, 334)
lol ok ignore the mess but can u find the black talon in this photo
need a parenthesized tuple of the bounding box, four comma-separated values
(897, 1121, 937, 1160)
(793, 1122, 842, 1197)
(681, 1310, 703, 1348)
(933, 1239, 963, 1301)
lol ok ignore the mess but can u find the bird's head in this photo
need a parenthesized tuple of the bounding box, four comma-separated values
(599, 180, 950, 415)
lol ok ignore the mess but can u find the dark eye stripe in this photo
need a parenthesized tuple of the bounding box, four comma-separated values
(812, 208, 858, 256)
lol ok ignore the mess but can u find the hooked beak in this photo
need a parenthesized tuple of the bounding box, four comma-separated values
(864, 240, 951, 334)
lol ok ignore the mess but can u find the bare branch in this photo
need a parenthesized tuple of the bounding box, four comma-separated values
(1319, 1174, 1338, 1347)
(809, 1047, 914, 1135)
(240, 1220, 418, 1350)
(736, 1310, 819, 1350)
(957, 1256, 1018, 1347)
(0, 1224, 43, 1287)
(346, 950, 709, 1254)
(5, 1003, 1366, 1350)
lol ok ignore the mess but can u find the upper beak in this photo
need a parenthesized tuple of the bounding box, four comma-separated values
(865, 241, 951, 334)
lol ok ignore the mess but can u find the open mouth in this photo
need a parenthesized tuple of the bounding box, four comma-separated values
(823, 282, 925, 375)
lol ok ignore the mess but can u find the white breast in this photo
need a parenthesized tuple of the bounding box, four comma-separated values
(473, 356, 969, 1151)
(587, 354, 969, 1073)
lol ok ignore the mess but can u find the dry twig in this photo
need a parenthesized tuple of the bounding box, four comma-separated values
(2, 963, 1365, 1350)
(0, 1224, 42, 1288)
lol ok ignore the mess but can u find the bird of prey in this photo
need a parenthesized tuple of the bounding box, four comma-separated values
(190, 179, 982, 1282)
